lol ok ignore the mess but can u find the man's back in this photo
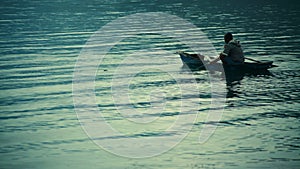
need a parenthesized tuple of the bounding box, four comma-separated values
(223, 39, 244, 63)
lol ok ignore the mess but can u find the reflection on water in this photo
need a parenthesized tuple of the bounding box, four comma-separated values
(0, 0, 299, 168)
(226, 70, 274, 97)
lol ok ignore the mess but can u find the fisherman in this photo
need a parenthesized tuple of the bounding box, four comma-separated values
(210, 32, 245, 65)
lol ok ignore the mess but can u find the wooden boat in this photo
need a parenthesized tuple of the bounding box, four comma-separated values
(177, 51, 276, 73)
(178, 52, 207, 69)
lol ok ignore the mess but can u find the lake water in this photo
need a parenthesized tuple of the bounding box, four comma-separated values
(1, 0, 299, 168)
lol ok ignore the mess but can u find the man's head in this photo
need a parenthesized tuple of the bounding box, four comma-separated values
(224, 32, 233, 44)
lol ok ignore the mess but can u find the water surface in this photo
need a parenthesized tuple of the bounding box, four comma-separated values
(0, 0, 299, 168)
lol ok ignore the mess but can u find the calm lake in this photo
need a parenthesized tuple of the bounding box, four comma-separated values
(0, 0, 299, 168)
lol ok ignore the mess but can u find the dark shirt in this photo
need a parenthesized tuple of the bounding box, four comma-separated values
(221, 40, 245, 63)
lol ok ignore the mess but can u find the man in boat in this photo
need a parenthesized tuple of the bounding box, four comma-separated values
(210, 33, 245, 65)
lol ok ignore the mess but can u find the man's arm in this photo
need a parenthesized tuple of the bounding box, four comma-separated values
(209, 53, 226, 64)
(209, 44, 230, 64)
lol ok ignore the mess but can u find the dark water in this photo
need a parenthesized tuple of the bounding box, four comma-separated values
(1, 0, 299, 168)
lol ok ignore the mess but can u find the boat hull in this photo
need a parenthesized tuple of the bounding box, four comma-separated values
(178, 51, 275, 73)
